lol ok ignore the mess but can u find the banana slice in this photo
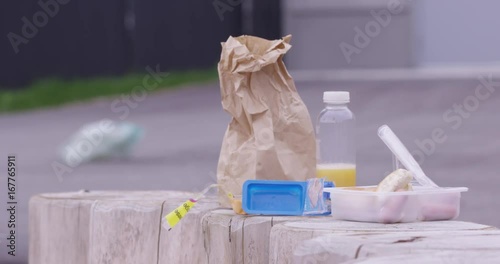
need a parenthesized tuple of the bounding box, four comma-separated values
(376, 169, 413, 192)
(227, 193, 246, 215)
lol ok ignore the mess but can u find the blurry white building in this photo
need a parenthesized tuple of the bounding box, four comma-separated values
(283, 0, 500, 71)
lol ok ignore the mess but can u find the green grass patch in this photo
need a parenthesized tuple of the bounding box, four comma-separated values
(0, 68, 218, 113)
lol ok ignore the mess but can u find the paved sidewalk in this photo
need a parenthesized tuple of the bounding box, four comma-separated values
(1, 80, 499, 263)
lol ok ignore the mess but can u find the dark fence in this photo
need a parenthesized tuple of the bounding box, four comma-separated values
(0, 0, 249, 88)
(247, 0, 281, 40)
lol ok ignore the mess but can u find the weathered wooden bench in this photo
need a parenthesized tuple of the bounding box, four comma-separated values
(292, 230, 500, 263)
(272, 221, 499, 263)
(29, 191, 219, 264)
(29, 191, 500, 264)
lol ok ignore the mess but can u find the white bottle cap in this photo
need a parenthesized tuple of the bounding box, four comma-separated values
(323, 91, 350, 104)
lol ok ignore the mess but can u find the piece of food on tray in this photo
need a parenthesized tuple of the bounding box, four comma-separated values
(376, 169, 413, 192)
(375, 169, 413, 222)
(228, 193, 246, 215)
(420, 195, 460, 221)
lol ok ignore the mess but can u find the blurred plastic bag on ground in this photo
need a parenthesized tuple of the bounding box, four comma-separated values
(58, 120, 144, 166)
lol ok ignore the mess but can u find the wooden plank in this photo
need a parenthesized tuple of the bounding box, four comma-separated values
(29, 195, 94, 264)
(31, 191, 499, 264)
(359, 230, 500, 257)
(29, 191, 197, 264)
(269, 219, 494, 264)
(242, 216, 275, 264)
(201, 210, 308, 264)
(293, 230, 500, 263)
(157, 197, 220, 264)
(202, 209, 235, 264)
(345, 251, 500, 264)
(88, 199, 164, 264)
(229, 214, 247, 264)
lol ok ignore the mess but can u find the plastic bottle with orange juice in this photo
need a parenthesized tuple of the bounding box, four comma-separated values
(316, 91, 356, 187)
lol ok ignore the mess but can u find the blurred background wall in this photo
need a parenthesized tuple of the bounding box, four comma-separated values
(0, 0, 246, 88)
(4, 0, 500, 89)
(0, 0, 291, 88)
(283, 0, 500, 70)
(414, 0, 500, 66)
(282, 0, 413, 69)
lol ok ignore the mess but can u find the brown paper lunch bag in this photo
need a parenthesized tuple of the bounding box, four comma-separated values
(217, 35, 316, 207)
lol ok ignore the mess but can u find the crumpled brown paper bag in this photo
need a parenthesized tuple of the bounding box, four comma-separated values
(217, 35, 316, 207)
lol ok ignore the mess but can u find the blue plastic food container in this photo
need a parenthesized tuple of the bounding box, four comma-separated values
(242, 180, 308, 215)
